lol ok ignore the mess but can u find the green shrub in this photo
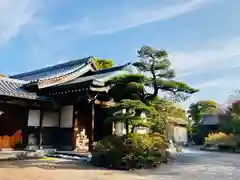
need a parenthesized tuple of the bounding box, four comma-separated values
(204, 132, 236, 147)
(91, 133, 168, 170)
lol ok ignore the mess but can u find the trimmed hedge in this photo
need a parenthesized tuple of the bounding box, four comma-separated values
(91, 133, 168, 170)
(204, 132, 236, 147)
(204, 132, 240, 151)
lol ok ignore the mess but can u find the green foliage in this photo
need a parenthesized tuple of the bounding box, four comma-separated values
(154, 99, 187, 120)
(98, 46, 198, 169)
(107, 74, 145, 102)
(91, 133, 168, 170)
(189, 101, 219, 144)
(93, 59, 114, 70)
(204, 132, 236, 147)
(213, 101, 240, 135)
(188, 100, 219, 124)
(217, 109, 233, 133)
(106, 46, 197, 136)
(231, 113, 240, 135)
(105, 99, 158, 134)
(220, 102, 240, 135)
(151, 120, 165, 134)
(133, 45, 199, 102)
(151, 99, 188, 134)
(108, 46, 199, 104)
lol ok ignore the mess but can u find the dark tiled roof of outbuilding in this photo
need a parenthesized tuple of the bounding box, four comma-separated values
(0, 77, 51, 101)
(10, 57, 94, 82)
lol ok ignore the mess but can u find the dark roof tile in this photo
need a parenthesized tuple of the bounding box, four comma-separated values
(10, 57, 93, 82)
(0, 77, 51, 101)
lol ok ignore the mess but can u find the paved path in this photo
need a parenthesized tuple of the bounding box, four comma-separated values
(0, 149, 239, 180)
(134, 148, 240, 179)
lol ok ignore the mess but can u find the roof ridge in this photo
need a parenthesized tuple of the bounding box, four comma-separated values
(10, 56, 93, 78)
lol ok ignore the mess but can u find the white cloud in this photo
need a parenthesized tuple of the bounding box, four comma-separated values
(54, 0, 214, 35)
(193, 77, 240, 90)
(194, 79, 225, 89)
(193, 76, 240, 91)
(181, 76, 240, 108)
(0, 0, 36, 44)
(169, 37, 240, 76)
(177, 63, 240, 78)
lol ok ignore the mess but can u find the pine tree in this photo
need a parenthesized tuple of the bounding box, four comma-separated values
(106, 46, 199, 134)
(133, 45, 198, 103)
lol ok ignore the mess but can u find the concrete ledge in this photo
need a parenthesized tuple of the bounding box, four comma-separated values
(53, 151, 88, 158)
(0, 148, 14, 151)
(0, 150, 52, 161)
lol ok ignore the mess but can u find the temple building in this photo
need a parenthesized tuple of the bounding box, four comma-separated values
(0, 57, 130, 151)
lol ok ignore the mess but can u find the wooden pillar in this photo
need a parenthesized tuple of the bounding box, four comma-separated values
(57, 108, 61, 149)
(39, 109, 43, 149)
(89, 102, 95, 151)
(72, 110, 78, 150)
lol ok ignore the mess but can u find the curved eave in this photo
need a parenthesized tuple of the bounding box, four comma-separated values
(58, 63, 131, 87)
(24, 62, 95, 89)
(10, 57, 93, 80)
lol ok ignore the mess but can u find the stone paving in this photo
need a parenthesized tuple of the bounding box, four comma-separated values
(0, 149, 239, 180)
(135, 149, 240, 180)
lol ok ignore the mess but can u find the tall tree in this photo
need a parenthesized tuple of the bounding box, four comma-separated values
(106, 46, 198, 134)
(107, 74, 157, 134)
(188, 100, 219, 124)
(133, 46, 198, 103)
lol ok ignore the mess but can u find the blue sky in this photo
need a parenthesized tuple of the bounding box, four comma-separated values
(0, 0, 239, 107)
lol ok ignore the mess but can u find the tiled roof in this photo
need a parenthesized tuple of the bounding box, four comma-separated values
(200, 114, 219, 125)
(58, 63, 131, 87)
(10, 57, 94, 82)
(0, 77, 51, 101)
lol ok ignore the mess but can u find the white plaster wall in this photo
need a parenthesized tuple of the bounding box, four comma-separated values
(60, 105, 73, 128)
(42, 111, 59, 127)
(173, 126, 187, 143)
(136, 127, 150, 134)
(27, 109, 40, 127)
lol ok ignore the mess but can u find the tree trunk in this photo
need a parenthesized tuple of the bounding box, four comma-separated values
(126, 120, 129, 135)
(131, 125, 136, 133)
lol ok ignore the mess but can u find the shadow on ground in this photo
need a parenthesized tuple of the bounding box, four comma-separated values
(0, 149, 220, 173)
(0, 159, 102, 170)
(0, 149, 204, 170)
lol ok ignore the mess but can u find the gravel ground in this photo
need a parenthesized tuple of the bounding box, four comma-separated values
(0, 149, 240, 180)
(135, 149, 240, 180)
(0, 158, 144, 180)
